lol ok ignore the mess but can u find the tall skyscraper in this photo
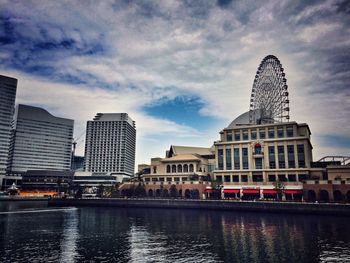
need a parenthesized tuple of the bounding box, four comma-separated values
(0, 75, 17, 186)
(7, 104, 74, 173)
(84, 113, 136, 176)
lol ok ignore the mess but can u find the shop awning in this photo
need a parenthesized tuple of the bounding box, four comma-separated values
(242, 189, 260, 194)
(263, 189, 277, 194)
(223, 189, 240, 194)
(285, 190, 302, 195)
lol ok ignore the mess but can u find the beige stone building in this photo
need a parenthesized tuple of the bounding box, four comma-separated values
(140, 145, 215, 198)
(213, 111, 314, 200)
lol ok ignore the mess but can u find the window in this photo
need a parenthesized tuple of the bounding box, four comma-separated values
(241, 175, 248, 182)
(189, 164, 194, 172)
(183, 164, 188, 172)
(297, 144, 305, 168)
(254, 143, 262, 154)
(288, 174, 296, 182)
(251, 130, 257, 140)
(177, 164, 182, 173)
(268, 129, 275, 138)
(286, 127, 294, 137)
(268, 174, 276, 182)
(159, 177, 165, 182)
(259, 130, 266, 139)
(172, 165, 176, 173)
(151, 178, 158, 182)
(243, 131, 248, 140)
(287, 145, 295, 168)
(242, 148, 249, 169)
(174, 177, 180, 182)
(182, 177, 187, 181)
(268, 146, 276, 169)
(153, 166, 157, 173)
(278, 174, 287, 182)
(298, 174, 308, 181)
(216, 176, 223, 182)
(234, 132, 241, 141)
(145, 178, 150, 182)
(234, 148, 240, 170)
(224, 175, 231, 182)
(253, 174, 263, 182)
(226, 133, 232, 141)
(166, 177, 172, 182)
(278, 146, 285, 168)
(255, 158, 262, 169)
(277, 128, 284, 138)
(232, 175, 239, 182)
(218, 149, 224, 170)
(226, 148, 232, 170)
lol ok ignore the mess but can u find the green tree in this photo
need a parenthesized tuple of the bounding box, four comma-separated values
(134, 183, 146, 197)
(169, 184, 177, 198)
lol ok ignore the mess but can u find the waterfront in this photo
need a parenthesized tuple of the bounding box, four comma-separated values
(0, 202, 350, 262)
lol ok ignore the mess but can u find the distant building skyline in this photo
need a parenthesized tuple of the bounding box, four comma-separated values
(0, 75, 17, 186)
(84, 113, 136, 176)
(7, 104, 74, 173)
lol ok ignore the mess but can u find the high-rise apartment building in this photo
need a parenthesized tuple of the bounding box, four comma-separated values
(7, 104, 74, 173)
(0, 75, 17, 186)
(84, 113, 136, 176)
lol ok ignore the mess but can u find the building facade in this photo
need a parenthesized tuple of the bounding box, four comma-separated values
(213, 112, 313, 200)
(84, 113, 136, 176)
(7, 104, 74, 173)
(137, 145, 215, 198)
(0, 75, 17, 186)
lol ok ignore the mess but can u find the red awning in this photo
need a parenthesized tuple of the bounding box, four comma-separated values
(285, 190, 302, 195)
(243, 189, 260, 194)
(223, 189, 240, 194)
(263, 189, 277, 194)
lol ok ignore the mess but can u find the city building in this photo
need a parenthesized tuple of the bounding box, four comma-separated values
(6, 104, 74, 179)
(71, 155, 85, 171)
(137, 145, 215, 198)
(213, 114, 312, 200)
(21, 170, 74, 194)
(84, 113, 136, 176)
(0, 75, 17, 187)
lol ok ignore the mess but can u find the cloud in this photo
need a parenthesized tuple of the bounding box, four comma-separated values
(0, 0, 349, 165)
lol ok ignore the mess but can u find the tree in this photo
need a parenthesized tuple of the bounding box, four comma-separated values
(134, 183, 146, 197)
(273, 179, 286, 201)
(169, 184, 177, 198)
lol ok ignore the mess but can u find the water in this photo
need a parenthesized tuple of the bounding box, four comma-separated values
(0, 202, 350, 262)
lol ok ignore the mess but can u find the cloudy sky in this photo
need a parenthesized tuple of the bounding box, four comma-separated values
(0, 0, 349, 166)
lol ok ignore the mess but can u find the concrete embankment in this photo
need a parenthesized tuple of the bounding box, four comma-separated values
(48, 198, 350, 216)
(0, 197, 49, 202)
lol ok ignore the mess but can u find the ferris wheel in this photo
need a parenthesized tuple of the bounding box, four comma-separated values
(249, 55, 290, 124)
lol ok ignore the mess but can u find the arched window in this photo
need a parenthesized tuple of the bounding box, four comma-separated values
(183, 164, 188, 172)
(172, 165, 177, 173)
(177, 164, 182, 173)
(189, 164, 194, 172)
(166, 165, 171, 173)
(254, 143, 262, 154)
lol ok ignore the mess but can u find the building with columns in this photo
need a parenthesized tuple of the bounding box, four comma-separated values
(213, 111, 313, 200)
(138, 145, 215, 198)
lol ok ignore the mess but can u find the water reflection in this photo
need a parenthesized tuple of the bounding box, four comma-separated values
(59, 208, 79, 263)
(0, 204, 350, 262)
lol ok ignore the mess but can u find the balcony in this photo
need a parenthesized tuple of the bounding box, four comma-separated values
(253, 152, 264, 158)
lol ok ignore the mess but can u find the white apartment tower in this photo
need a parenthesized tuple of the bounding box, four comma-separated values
(0, 75, 17, 186)
(84, 113, 136, 176)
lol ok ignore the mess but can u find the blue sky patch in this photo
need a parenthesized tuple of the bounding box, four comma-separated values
(143, 96, 220, 130)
